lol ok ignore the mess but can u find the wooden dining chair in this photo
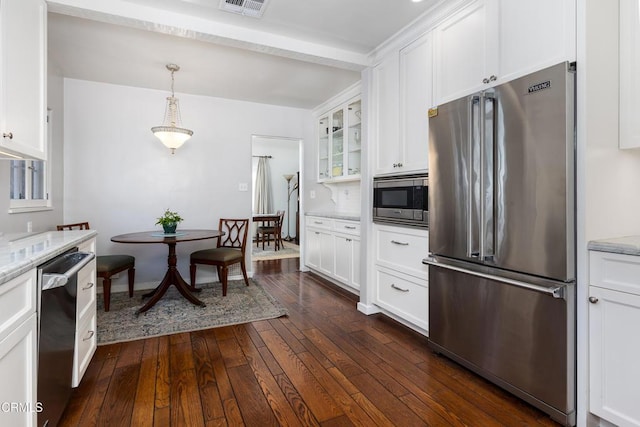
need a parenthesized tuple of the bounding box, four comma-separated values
(189, 218, 250, 296)
(56, 222, 135, 312)
(256, 210, 285, 250)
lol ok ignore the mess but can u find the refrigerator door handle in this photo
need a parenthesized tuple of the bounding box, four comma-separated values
(467, 96, 481, 259)
(422, 255, 566, 299)
(482, 94, 496, 262)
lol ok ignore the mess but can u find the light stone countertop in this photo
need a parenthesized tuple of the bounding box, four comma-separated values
(588, 235, 640, 256)
(0, 230, 97, 286)
(305, 212, 360, 221)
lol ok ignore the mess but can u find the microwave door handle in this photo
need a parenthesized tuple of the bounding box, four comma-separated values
(467, 96, 480, 258)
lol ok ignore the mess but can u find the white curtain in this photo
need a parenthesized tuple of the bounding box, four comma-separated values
(254, 157, 273, 213)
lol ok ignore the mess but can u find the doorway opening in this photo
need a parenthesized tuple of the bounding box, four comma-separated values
(251, 135, 303, 261)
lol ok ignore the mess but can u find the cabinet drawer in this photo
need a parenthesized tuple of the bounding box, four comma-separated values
(590, 251, 640, 296)
(375, 225, 428, 279)
(78, 237, 96, 255)
(73, 309, 97, 387)
(334, 220, 360, 236)
(0, 270, 36, 343)
(76, 260, 97, 322)
(306, 216, 334, 231)
(375, 267, 428, 331)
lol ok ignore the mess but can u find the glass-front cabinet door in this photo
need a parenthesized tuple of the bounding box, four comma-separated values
(347, 99, 362, 177)
(330, 108, 344, 178)
(318, 115, 330, 180)
(317, 96, 361, 182)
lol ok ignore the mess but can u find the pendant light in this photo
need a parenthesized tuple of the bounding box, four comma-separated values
(151, 63, 193, 154)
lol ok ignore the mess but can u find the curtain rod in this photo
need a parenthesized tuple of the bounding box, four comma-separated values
(252, 155, 272, 158)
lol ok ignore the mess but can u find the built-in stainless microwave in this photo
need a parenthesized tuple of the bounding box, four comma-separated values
(373, 174, 428, 228)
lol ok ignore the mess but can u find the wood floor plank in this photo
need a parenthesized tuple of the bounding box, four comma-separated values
(191, 331, 226, 422)
(274, 373, 320, 427)
(97, 364, 139, 426)
(227, 364, 280, 426)
(75, 355, 118, 427)
(297, 351, 380, 427)
(232, 324, 307, 427)
(169, 367, 205, 427)
(154, 335, 171, 411)
(60, 259, 560, 427)
(259, 328, 343, 422)
(131, 337, 159, 427)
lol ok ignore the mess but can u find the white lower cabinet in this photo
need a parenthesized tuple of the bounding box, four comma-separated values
(373, 224, 429, 333)
(589, 250, 640, 427)
(73, 238, 97, 387)
(0, 270, 38, 427)
(305, 216, 360, 292)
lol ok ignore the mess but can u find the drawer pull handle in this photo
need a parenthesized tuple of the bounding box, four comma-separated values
(3, 132, 13, 140)
(82, 282, 95, 290)
(589, 296, 599, 304)
(391, 240, 409, 246)
(314, 221, 323, 224)
(344, 226, 356, 229)
(83, 330, 95, 341)
(346, 238, 352, 242)
(391, 284, 409, 292)
(315, 232, 320, 235)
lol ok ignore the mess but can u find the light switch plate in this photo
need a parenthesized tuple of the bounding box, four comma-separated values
(238, 183, 248, 192)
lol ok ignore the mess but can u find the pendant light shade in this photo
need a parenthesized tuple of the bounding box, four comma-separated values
(151, 64, 193, 154)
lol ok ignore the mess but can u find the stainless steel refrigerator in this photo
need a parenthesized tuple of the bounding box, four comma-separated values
(423, 62, 576, 426)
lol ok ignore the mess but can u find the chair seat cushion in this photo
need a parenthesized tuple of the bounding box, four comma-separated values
(97, 255, 135, 274)
(191, 247, 243, 263)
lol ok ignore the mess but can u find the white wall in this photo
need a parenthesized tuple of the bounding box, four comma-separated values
(251, 136, 300, 239)
(63, 79, 310, 287)
(583, 0, 640, 242)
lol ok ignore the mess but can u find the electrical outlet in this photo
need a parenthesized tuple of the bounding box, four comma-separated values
(310, 190, 316, 199)
(238, 183, 248, 192)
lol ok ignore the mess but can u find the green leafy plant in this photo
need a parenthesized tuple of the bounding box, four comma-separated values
(155, 209, 183, 226)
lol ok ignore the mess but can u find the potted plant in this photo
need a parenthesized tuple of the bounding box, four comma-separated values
(156, 209, 183, 234)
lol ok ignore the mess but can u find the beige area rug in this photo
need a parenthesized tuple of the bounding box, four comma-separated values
(96, 279, 288, 345)
(252, 241, 300, 260)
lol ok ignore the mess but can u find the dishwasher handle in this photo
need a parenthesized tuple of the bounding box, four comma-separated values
(42, 252, 95, 291)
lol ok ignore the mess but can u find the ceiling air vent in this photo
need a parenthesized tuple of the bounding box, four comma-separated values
(219, 0, 269, 18)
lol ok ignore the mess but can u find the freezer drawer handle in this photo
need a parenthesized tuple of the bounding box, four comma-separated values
(391, 240, 409, 246)
(391, 284, 409, 292)
(589, 297, 599, 304)
(422, 256, 566, 299)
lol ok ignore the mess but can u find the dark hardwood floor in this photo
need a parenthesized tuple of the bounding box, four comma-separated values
(59, 257, 559, 426)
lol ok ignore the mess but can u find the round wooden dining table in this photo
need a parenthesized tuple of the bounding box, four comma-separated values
(111, 229, 224, 314)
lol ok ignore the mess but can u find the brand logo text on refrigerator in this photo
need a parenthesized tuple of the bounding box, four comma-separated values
(527, 81, 551, 93)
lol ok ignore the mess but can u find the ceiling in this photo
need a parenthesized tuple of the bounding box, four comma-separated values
(47, 0, 441, 109)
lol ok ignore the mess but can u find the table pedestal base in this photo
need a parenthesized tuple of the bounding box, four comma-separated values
(137, 242, 205, 315)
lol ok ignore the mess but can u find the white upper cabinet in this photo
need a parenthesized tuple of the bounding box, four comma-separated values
(372, 55, 400, 175)
(434, 0, 575, 105)
(0, 0, 47, 160)
(433, 0, 496, 105)
(316, 96, 361, 182)
(373, 33, 432, 175)
(399, 33, 432, 174)
(620, 0, 640, 149)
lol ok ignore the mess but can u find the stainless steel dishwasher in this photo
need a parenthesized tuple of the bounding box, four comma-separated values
(37, 247, 95, 427)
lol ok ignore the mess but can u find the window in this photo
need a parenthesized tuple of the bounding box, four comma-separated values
(9, 110, 52, 212)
